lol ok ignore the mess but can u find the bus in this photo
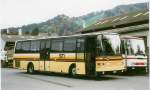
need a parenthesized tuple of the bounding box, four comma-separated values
(13, 32, 125, 77)
(121, 36, 148, 73)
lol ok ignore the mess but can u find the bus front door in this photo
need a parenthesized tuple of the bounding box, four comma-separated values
(85, 37, 96, 76)
(40, 40, 50, 71)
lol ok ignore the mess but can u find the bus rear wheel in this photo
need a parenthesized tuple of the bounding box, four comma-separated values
(27, 64, 34, 74)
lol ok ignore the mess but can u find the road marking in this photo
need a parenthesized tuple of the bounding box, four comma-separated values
(21, 74, 72, 88)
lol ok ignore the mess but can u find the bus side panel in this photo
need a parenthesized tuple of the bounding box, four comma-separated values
(49, 61, 74, 73)
(45, 61, 50, 71)
(96, 56, 125, 72)
(76, 62, 85, 74)
(76, 53, 85, 75)
(125, 55, 147, 67)
(20, 61, 40, 70)
(39, 61, 44, 71)
(19, 61, 37, 70)
(14, 53, 40, 70)
(96, 61, 125, 71)
(32, 61, 40, 70)
(50, 53, 76, 73)
(20, 61, 28, 70)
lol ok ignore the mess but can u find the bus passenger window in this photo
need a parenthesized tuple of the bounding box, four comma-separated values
(64, 39, 76, 52)
(31, 40, 40, 53)
(46, 40, 50, 50)
(15, 42, 22, 53)
(77, 39, 84, 52)
(40, 40, 46, 50)
(51, 40, 63, 52)
(22, 41, 31, 53)
(121, 40, 125, 54)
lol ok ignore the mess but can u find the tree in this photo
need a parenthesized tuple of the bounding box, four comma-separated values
(1, 29, 7, 35)
(31, 28, 39, 36)
(24, 30, 30, 35)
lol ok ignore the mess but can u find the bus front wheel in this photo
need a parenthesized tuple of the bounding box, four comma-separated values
(27, 63, 34, 74)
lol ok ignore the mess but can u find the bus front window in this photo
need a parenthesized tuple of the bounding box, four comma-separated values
(126, 39, 145, 56)
(102, 34, 121, 56)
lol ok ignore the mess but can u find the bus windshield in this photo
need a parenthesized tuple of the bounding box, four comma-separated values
(126, 39, 145, 55)
(101, 34, 121, 56)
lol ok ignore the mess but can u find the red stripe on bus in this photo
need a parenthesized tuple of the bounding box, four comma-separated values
(123, 58, 146, 59)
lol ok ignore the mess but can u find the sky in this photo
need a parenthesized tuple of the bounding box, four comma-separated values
(0, 0, 148, 29)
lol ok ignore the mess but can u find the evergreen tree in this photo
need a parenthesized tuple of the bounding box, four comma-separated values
(31, 28, 39, 35)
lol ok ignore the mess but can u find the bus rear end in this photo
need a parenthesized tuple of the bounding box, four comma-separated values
(121, 37, 148, 73)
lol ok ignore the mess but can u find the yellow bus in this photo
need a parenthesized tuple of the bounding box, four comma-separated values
(13, 32, 125, 77)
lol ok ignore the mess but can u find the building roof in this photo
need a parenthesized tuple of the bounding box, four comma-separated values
(79, 9, 149, 33)
(1, 35, 50, 42)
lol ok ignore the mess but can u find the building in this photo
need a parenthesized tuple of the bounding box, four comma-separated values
(76, 9, 149, 51)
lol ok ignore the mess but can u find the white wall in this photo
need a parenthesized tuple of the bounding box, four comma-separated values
(0, 38, 6, 60)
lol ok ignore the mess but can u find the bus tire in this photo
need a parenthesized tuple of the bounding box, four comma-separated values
(69, 64, 76, 77)
(27, 63, 34, 74)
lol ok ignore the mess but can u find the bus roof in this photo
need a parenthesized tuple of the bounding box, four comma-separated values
(16, 32, 118, 42)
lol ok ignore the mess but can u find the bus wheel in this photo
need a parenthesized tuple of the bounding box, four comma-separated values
(27, 64, 34, 74)
(69, 65, 76, 77)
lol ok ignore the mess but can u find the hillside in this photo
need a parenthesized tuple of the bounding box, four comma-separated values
(75, 2, 148, 27)
(2, 2, 148, 36)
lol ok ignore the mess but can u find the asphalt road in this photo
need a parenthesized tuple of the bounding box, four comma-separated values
(1, 68, 149, 90)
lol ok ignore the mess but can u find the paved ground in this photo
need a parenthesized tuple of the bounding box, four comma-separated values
(1, 68, 149, 90)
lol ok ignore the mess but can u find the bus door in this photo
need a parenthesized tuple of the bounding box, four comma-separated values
(121, 39, 128, 67)
(85, 37, 96, 76)
(76, 38, 85, 75)
(40, 40, 50, 71)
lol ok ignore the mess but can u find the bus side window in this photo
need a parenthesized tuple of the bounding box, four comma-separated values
(40, 40, 46, 51)
(51, 39, 63, 52)
(46, 40, 50, 50)
(21, 41, 31, 53)
(15, 42, 22, 53)
(64, 38, 76, 52)
(126, 40, 133, 55)
(77, 39, 84, 53)
(31, 40, 40, 53)
(121, 40, 125, 54)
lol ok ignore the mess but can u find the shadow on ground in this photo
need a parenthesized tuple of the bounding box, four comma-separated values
(110, 71, 149, 76)
(18, 71, 121, 81)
